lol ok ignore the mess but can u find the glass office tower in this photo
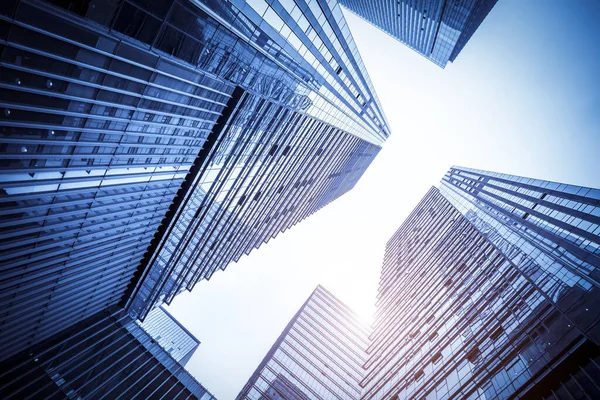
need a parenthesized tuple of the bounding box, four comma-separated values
(0, 306, 215, 400)
(237, 285, 370, 399)
(339, 0, 498, 67)
(362, 167, 600, 399)
(138, 305, 200, 366)
(0, 0, 390, 364)
(125, 0, 391, 320)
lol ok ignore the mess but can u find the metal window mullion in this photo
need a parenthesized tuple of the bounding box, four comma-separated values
(0, 190, 174, 227)
(0, 213, 160, 258)
(178, 104, 292, 292)
(0, 200, 168, 244)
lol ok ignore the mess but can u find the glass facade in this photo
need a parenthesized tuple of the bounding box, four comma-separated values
(0, 306, 215, 400)
(441, 166, 600, 284)
(339, 0, 498, 68)
(207, 0, 391, 143)
(237, 285, 370, 399)
(127, 90, 382, 319)
(0, 0, 236, 361)
(362, 168, 600, 399)
(115, 0, 391, 320)
(0, 0, 390, 366)
(138, 305, 200, 366)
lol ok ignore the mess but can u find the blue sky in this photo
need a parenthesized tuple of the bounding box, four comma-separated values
(167, 1, 600, 398)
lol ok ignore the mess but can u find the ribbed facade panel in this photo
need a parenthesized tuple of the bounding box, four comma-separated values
(339, 0, 498, 67)
(0, 0, 234, 361)
(0, 306, 215, 400)
(363, 169, 600, 399)
(237, 285, 371, 400)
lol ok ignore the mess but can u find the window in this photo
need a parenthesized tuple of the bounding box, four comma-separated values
(466, 347, 481, 363)
(490, 326, 503, 341)
(414, 369, 424, 381)
(268, 144, 278, 156)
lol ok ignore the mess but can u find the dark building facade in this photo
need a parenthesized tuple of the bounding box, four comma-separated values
(0, 0, 390, 368)
(362, 167, 600, 399)
(138, 305, 200, 366)
(339, 0, 498, 67)
(0, 306, 215, 400)
(237, 285, 370, 399)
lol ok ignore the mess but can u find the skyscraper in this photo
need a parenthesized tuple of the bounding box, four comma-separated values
(125, 0, 391, 320)
(0, 306, 215, 400)
(339, 0, 499, 67)
(138, 305, 200, 366)
(0, 0, 390, 365)
(237, 285, 370, 399)
(362, 167, 600, 399)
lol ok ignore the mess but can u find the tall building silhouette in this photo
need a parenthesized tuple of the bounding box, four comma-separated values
(362, 167, 600, 398)
(0, 0, 389, 369)
(237, 285, 370, 399)
(340, 0, 499, 67)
